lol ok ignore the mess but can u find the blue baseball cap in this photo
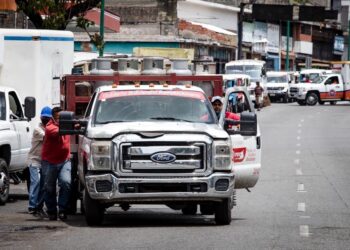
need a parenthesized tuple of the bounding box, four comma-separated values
(40, 106, 52, 118)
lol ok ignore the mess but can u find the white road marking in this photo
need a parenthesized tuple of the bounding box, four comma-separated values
(297, 129, 302, 134)
(298, 202, 306, 212)
(300, 225, 310, 237)
(299, 215, 311, 219)
(294, 159, 300, 164)
(298, 124, 302, 127)
(301, 119, 304, 122)
(296, 150, 301, 155)
(296, 143, 301, 147)
(297, 183, 306, 192)
(297, 136, 301, 140)
(296, 168, 303, 175)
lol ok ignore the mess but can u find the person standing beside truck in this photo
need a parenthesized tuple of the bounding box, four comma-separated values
(42, 107, 71, 221)
(27, 106, 52, 215)
(254, 82, 264, 111)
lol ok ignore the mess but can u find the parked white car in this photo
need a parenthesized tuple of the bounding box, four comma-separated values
(0, 87, 35, 205)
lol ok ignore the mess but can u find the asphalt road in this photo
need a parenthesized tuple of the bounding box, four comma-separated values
(1, 102, 350, 250)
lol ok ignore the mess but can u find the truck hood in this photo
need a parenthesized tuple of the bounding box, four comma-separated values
(86, 121, 229, 140)
(290, 83, 316, 88)
(0, 121, 10, 131)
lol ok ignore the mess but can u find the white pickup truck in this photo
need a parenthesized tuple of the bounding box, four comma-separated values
(59, 84, 261, 226)
(289, 73, 350, 105)
(0, 87, 35, 205)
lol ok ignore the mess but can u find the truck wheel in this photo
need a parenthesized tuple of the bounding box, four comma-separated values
(0, 159, 10, 205)
(330, 101, 337, 105)
(200, 204, 214, 215)
(215, 199, 232, 225)
(318, 100, 325, 105)
(297, 100, 306, 106)
(84, 189, 104, 226)
(181, 204, 197, 215)
(306, 93, 318, 106)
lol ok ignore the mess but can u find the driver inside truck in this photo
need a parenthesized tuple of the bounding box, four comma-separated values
(331, 77, 339, 84)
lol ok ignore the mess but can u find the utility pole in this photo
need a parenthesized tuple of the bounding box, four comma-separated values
(348, 20, 350, 61)
(286, 20, 290, 71)
(99, 0, 105, 57)
(237, 2, 245, 60)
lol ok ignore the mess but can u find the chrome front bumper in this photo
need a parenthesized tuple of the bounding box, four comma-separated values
(85, 172, 235, 203)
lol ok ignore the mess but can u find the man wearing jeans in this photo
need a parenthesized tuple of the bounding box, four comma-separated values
(27, 106, 52, 215)
(42, 107, 71, 221)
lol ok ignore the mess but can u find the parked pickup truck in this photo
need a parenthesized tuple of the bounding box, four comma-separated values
(59, 84, 261, 226)
(0, 87, 35, 205)
(289, 73, 350, 105)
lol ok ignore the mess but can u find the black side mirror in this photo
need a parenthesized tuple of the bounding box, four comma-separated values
(240, 112, 257, 136)
(24, 97, 36, 120)
(59, 111, 87, 135)
(224, 112, 257, 136)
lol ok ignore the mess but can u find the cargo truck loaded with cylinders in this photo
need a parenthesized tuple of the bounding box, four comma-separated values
(59, 57, 262, 225)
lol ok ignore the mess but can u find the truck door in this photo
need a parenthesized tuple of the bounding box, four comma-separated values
(324, 76, 343, 100)
(8, 91, 31, 169)
(220, 89, 261, 189)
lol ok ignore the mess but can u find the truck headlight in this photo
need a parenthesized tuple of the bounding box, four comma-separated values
(213, 142, 231, 171)
(89, 141, 111, 170)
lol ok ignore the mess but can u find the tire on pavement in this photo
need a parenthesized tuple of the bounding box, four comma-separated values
(84, 189, 104, 226)
(306, 92, 318, 106)
(318, 100, 325, 105)
(330, 101, 337, 105)
(0, 158, 10, 205)
(297, 100, 306, 106)
(215, 199, 232, 225)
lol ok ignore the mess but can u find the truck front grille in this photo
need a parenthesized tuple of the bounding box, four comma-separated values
(116, 142, 208, 177)
(290, 87, 298, 93)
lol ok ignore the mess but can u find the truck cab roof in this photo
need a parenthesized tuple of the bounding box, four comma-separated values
(95, 84, 207, 94)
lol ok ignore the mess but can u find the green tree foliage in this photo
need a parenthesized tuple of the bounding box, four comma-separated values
(16, 0, 103, 49)
(16, 0, 101, 30)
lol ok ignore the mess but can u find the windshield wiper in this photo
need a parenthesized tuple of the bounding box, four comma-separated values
(149, 117, 192, 122)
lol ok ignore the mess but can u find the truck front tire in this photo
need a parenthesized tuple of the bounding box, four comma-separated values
(215, 199, 232, 225)
(0, 159, 10, 205)
(84, 189, 104, 226)
(306, 93, 318, 106)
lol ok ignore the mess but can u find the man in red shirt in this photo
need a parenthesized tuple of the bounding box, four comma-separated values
(42, 107, 71, 221)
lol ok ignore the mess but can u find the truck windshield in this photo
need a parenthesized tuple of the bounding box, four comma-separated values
(267, 76, 288, 83)
(0, 92, 6, 120)
(226, 65, 262, 82)
(94, 90, 215, 124)
(300, 73, 322, 83)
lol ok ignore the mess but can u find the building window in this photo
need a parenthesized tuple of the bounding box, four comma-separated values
(301, 24, 311, 35)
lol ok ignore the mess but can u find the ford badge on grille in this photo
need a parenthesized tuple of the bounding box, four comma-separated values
(150, 152, 176, 163)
